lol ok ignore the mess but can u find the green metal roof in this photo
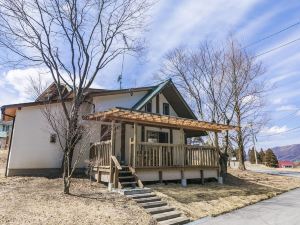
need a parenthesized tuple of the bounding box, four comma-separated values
(132, 79, 197, 120)
(132, 79, 170, 110)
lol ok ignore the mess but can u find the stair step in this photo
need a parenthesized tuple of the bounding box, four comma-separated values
(119, 171, 131, 174)
(119, 176, 135, 180)
(146, 206, 175, 215)
(130, 193, 156, 199)
(120, 181, 137, 185)
(123, 188, 152, 196)
(158, 216, 190, 225)
(139, 201, 167, 209)
(153, 211, 181, 222)
(135, 196, 161, 203)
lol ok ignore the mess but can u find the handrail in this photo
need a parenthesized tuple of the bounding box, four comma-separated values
(111, 155, 122, 170)
(91, 140, 112, 147)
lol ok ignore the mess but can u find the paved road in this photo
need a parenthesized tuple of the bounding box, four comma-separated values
(190, 188, 300, 225)
(249, 168, 300, 178)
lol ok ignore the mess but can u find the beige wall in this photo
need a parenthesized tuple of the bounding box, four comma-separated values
(8, 103, 92, 172)
(136, 168, 218, 182)
(93, 91, 147, 112)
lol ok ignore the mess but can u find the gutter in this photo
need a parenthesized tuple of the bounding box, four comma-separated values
(2, 112, 15, 177)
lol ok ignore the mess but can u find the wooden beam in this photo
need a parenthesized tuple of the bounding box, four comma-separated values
(133, 122, 137, 168)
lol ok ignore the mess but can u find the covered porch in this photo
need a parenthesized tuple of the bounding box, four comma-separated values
(83, 107, 236, 189)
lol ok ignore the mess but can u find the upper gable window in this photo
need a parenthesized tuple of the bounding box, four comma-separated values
(146, 102, 152, 113)
(163, 103, 170, 115)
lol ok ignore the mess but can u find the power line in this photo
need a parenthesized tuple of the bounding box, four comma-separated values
(243, 21, 300, 49)
(255, 37, 300, 58)
(258, 125, 300, 138)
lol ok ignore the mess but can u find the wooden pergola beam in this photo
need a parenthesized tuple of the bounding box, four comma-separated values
(83, 107, 238, 132)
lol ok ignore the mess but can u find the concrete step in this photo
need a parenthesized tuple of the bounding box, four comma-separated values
(146, 206, 175, 215)
(139, 201, 167, 209)
(135, 196, 161, 203)
(158, 216, 190, 225)
(123, 188, 152, 196)
(130, 193, 157, 199)
(153, 211, 181, 222)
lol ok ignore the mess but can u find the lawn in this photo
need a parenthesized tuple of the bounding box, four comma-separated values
(1, 148, 300, 224)
(151, 168, 300, 220)
(0, 150, 154, 225)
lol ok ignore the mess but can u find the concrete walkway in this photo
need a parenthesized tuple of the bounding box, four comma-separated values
(191, 188, 300, 225)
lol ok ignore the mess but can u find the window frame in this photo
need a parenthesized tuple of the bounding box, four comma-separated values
(163, 103, 170, 115)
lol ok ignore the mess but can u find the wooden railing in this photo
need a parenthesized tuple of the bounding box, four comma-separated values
(130, 141, 218, 168)
(185, 145, 218, 167)
(89, 140, 111, 167)
(110, 155, 122, 189)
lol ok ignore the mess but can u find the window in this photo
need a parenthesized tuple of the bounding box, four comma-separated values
(147, 131, 168, 143)
(163, 103, 170, 115)
(145, 102, 152, 113)
(50, 134, 57, 143)
(100, 124, 111, 141)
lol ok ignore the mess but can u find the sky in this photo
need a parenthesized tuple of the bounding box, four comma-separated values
(0, 0, 300, 149)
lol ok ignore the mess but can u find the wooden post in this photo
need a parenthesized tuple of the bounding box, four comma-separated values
(200, 169, 204, 184)
(114, 168, 119, 188)
(133, 122, 137, 168)
(180, 128, 185, 166)
(111, 120, 116, 155)
(159, 171, 163, 183)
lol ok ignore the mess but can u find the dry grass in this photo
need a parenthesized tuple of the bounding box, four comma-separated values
(0, 151, 154, 225)
(151, 168, 300, 220)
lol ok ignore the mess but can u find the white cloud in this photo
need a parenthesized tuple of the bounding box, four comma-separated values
(276, 105, 298, 111)
(261, 125, 288, 135)
(296, 110, 300, 116)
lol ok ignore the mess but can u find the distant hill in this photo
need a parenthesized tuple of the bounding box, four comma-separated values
(272, 144, 300, 162)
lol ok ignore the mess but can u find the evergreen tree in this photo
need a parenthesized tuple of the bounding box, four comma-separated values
(265, 149, 278, 167)
(258, 149, 265, 164)
(248, 148, 256, 164)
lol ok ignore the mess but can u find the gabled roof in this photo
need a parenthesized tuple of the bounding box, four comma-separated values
(132, 79, 197, 119)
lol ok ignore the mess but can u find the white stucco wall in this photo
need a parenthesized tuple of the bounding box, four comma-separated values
(8, 103, 92, 171)
(145, 93, 177, 116)
(93, 91, 147, 112)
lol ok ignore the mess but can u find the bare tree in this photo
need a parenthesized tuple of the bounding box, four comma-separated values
(159, 39, 266, 177)
(225, 40, 266, 170)
(0, 0, 151, 194)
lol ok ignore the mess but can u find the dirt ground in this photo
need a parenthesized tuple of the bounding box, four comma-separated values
(0, 150, 153, 225)
(151, 168, 300, 220)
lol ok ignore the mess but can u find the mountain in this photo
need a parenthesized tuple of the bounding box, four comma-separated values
(272, 144, 300, 162)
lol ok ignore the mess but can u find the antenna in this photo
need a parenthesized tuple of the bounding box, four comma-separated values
(117, 35, 129, 90)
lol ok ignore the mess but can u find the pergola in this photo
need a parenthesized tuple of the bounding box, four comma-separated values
(83, 107, 238, 132)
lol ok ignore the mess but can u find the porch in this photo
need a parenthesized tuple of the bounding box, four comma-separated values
(84, 107, 236, 189)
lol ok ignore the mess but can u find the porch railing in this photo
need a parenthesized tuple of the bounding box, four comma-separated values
(129, 140, 219, 168)
(89, 140, 111, 167)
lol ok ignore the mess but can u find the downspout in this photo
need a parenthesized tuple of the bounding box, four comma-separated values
(2, 112, 15, 177)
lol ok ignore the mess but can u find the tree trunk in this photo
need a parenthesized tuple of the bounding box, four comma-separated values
(63, 154, 71, 194)
(236, 110, 246, 170)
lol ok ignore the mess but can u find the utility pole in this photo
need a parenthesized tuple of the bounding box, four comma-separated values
(250, 122, 258, 164)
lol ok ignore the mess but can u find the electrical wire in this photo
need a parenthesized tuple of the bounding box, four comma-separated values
(243, 21, 300, 49)
(255, 37, 300, 58)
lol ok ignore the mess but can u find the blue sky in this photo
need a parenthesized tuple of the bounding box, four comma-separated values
(1, 0, 300, 149)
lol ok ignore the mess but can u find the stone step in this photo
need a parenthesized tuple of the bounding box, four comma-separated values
(123, 188, 152, 196)
(135, 196, 161, 203)
(146, 206, 175, 215)
(153, 211, 181, 222)
(139, 201, 167, 209)
(130, 193, 157, 199)
(158, 216, 190, 225)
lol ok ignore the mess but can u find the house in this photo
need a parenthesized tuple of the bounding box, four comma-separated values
(0, 120, 13, 149)
(1, 79, 236, 188)
(278, 161, 294, 168)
